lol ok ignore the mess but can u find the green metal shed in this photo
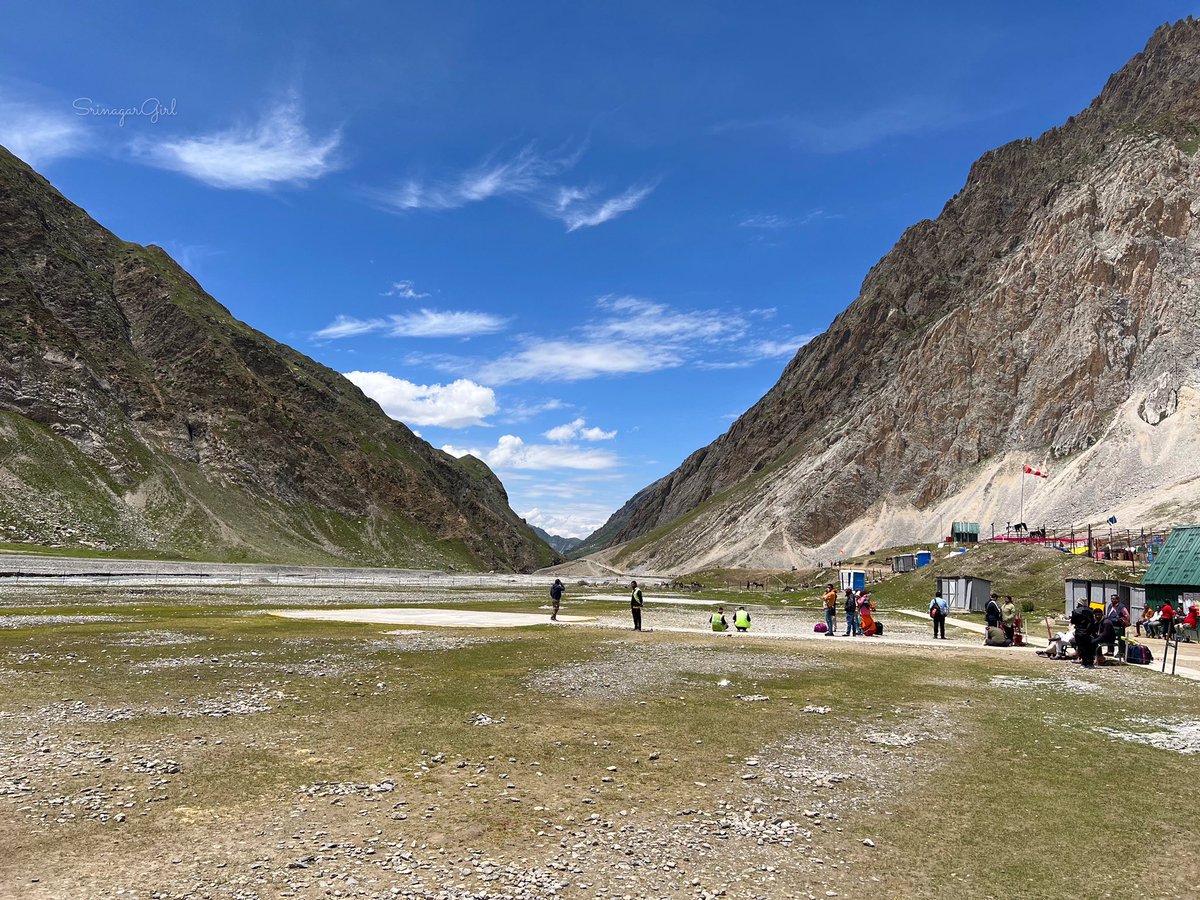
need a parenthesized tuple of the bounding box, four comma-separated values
(1142, 525, 1200, 606)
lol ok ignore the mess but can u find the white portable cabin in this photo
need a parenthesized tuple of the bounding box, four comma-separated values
(936, 575, 991, 613)
(891, 554, 916, 574)
(1063, 578, 1145, 621)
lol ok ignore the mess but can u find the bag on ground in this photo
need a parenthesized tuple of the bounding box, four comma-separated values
(1126, 643, 1154, 664)
(814, 622, 828, 633)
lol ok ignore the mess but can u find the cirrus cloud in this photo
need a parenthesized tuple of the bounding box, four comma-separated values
(138, 96, 341, 190)
(375, 141, 655, 231)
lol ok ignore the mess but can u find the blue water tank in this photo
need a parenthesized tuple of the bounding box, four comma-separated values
(915, 551, 932, 568)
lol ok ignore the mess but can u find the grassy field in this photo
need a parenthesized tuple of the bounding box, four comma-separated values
(1, 581, 1198, 899)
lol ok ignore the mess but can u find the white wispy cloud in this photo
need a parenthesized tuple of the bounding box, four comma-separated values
(739, 214, 791, 230)
(315, 309, 508, 340)
(588, 296, 746, 343)
(383, 280, 429, 300)
(139, 96, 341, 189)
(718, 97, 976, 154)
(749, 334, 818, 358)
(552, 183, 657, 231)
(376, 141, 654, 231)
(544, 417, 617, 442)
(346, 371, 496, 428)
(387, 309, 509, 338)
(442, 434, 617, 471)
(0, 95, 88, 166)
(498, 398, 568, 424)
(478, 339, 681, 385)
(422, 295, 809, 384)
(315, 315, 386, 340)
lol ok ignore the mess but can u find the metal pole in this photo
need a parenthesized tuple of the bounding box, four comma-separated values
(1020, 470, 1025, 528)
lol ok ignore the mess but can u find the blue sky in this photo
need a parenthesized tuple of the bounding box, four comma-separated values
(2, 1, 1196, 537)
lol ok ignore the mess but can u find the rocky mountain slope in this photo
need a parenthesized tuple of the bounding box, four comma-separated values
(530, 525, 583, 557)
(0, 146, 554, 570)
(590, 19, 1200, 573)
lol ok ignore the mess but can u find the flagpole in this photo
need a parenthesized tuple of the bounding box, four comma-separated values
(1020, 467, 1025, 528)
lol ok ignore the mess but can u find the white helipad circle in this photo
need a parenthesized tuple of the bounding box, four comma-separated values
(270, 608, 595, 628)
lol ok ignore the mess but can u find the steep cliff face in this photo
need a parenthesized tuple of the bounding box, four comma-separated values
(595, 19, 1200, 571)
(0, 147, 554, 570)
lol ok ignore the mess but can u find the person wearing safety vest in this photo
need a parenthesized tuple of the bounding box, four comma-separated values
(709, 606, 729, 632)
(734, 606, 751, 632)
(630, 580, 644, 631)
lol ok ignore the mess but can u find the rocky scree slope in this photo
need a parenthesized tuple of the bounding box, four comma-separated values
(591, 19, 1200, 571)
(0, 147, 553, 570)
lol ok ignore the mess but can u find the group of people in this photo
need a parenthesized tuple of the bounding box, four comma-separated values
(1134, 600, 1200, 642)
(707, 605, 753, 632)
(1040, 594, 1132, 668)
(821, 584, 881, 636)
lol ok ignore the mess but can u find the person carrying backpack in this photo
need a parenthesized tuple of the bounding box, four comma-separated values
(549, 578, 564, 621)
(929, 590, 949, 640)
(630, 580, 644, 632)
(843, 590, 860, 636)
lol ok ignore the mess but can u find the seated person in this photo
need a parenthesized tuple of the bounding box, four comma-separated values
(984, 625, 1012, 646)
(1135, 605, 1155, 637)
(1179, 604, 1200, 642)
(1142, 608, 1162, 638)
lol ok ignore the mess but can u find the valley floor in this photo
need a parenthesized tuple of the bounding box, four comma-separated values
(1, 569, 1198, 899)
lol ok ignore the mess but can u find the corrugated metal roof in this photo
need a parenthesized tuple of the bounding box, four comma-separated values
(1143, 526, 1200, 586)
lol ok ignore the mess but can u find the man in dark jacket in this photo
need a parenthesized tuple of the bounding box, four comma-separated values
(550, 578, 565, 621)
(1070, 600, 1097, 669)
(985, 594, 1002, 629)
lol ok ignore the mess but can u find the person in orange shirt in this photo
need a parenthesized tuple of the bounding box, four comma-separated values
(822, 584, 838, 636)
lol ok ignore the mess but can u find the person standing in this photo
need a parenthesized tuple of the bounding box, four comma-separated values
(822, 584, 839, 636)
(709, 606, 729, 632)
(1070, 599, 1097, 669)
(1100, 594, 1129, 657)
(733, 606, 752, 632)
(985, 594, 1002, 632)
(550, 578, 565, 621)
(1000, 595, 1019, 644)
(930, 590, 949, 640)
(843, 590, 860, 636)
(858, 591, 878, 636)
(1160, 600, 1176, 640)
(630, 580, 644, 631)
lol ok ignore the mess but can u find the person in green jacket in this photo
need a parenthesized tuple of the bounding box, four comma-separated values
(734, 606, 751, 632)
(709, 606, 729, 632)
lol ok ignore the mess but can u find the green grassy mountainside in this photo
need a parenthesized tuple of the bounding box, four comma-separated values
(0, 146, 554, 570)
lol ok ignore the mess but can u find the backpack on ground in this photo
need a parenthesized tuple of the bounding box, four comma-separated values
(1126, 643, 1154, 665)
(814, 622, 828, 633)
(874, 621, 884, 636)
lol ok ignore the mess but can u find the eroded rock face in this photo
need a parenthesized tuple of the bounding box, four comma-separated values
(595, 19, 1200, 570)
(0, 149, 552, 571)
